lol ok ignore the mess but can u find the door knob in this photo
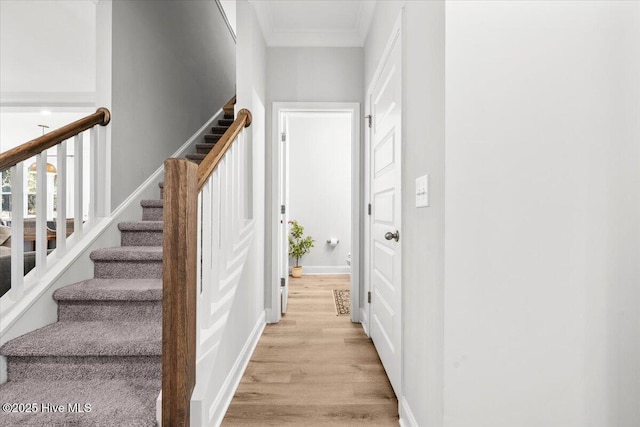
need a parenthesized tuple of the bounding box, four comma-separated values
(384, 230, 399, 242)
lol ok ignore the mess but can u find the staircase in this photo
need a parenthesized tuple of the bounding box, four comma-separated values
(0, 111, 235, 427)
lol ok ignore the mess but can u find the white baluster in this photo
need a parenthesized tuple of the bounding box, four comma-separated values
(209, 171, 221, 319)
(89, 128, 96, 224)
(197, 189, 204, 344)
(238, 132, 246, 223)
(219, 158, 229, 281)
(231, 143, 238, 238)
(217, 164, 223, 251)
(10, 163, 25, 298)
(56, 140, 67, 254)
(35, 152, 48, 275)
(96, 125, 110, 217)
(74, 133, 84, 236)
(200, 180, 211, 329)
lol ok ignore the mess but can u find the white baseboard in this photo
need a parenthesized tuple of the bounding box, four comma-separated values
(399, 397, 418, 427)
(207, 311, 266, 426)
(360, 307, 369, 336)
(299, 265, 350, 275)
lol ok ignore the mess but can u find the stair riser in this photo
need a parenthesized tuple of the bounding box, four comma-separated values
(142, 206, 163, 221)
(204, 134, 222, 143)
(58, 301, 161, 322)
(94, 261, 162, 279)
(211, 126, 229, 134)
(121, 230, 163, 246)
(7, 356, 161, 381)
(218, 119, 233, 126)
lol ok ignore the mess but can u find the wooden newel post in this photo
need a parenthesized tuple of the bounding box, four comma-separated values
(162, 158, 198, 427)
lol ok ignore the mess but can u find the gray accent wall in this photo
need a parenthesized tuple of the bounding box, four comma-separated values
(110, 0, 235, 208)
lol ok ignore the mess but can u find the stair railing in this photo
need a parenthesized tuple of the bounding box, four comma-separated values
(162, 107, 252, 426)
(0, 108, 111, 301)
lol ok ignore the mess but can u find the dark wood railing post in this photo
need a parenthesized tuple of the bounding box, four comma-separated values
(161, 104, 252, 424)
(162, 158, 198, 427)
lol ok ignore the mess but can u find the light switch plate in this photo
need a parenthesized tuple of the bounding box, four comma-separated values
(416, 175, 429, 208)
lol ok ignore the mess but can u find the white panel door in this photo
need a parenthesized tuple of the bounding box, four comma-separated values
(279, 114, 290, 314)
(369, 27, 402, 396)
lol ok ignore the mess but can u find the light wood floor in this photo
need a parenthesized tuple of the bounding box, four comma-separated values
(222, 275, 399, 426)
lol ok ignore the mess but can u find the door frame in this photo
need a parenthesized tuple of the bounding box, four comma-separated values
(363, 10, 404, 400)
(270, 102, 361, 324)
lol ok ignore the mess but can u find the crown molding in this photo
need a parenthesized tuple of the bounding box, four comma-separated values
(250, 0, 375, 47)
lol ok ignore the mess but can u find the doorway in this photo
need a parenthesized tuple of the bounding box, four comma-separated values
(271, 102, 361, 324)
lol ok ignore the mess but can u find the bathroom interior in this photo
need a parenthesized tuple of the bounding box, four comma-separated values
(285, 111, 352, 278)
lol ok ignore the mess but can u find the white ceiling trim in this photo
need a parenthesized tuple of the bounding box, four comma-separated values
(267, 30, 364, 48)
(250, 0, 375, 47)
(0, 92, 96, 110)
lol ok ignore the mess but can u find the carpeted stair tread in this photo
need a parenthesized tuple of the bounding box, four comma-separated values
(0, 378, 159, 427)
(118, 221, 163, 232)
(141, 199, 163, 208)
(54, 279, 162, 302)
(211, 125, 229, 134)
(0, 320, 160, 357)
(186, 153, 206, 161)
(196, 142, 217, 151)
(204, 133, 223, 143)
(118, 221, 163, 246)
(218, 118, 233, 126)
(90, 246, 163, 262)
(141, 199, 163, 221)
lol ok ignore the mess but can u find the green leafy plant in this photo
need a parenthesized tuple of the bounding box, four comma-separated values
(288, 220, 314, 268)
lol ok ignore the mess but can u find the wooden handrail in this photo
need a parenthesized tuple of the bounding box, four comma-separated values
(197, 108, 252, 191)
(0, 108, 111, 172)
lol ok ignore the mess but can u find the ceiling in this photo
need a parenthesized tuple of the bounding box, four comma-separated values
(249, 0, 376, 47)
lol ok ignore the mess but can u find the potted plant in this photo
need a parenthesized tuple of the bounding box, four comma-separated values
(288, 220, 314, 278)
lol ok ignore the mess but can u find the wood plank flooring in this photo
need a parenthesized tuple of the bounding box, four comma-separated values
(222, 275, 399, 426)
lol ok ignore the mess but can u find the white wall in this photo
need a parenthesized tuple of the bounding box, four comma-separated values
(364, 2, 446, 426)
(288, 113, 351, 272)
(267, 48, 364, 103)
(110, 0, 235, 208)
(0, 0, 96, 96)
(237, 0, 268, 316)
(444, 2, 640, 426)
(265, 46, 363, 310)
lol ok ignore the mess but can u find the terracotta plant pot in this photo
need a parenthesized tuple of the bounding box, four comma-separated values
(291, 266, 303, 278)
